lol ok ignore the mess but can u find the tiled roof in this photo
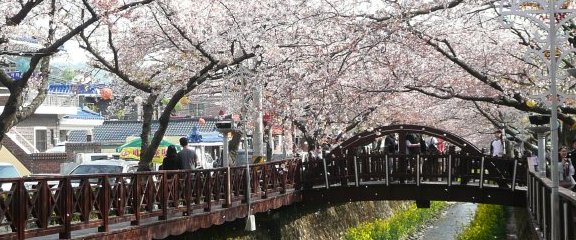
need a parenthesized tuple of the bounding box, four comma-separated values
(48, 83, 101, 95)
(69, 118, 218, 143)
(63, 107, 104, 120)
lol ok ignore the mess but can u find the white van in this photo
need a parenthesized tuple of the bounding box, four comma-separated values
(189, 143, 220, 169)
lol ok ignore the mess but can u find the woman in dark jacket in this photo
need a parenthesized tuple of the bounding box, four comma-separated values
(161, 145, 181, 170)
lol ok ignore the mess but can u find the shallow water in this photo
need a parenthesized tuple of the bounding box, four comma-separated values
(413, 202, 477, 240)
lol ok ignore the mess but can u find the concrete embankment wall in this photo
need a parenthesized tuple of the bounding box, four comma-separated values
(507, 207, 540, 240)
(166, 201, 411, 240)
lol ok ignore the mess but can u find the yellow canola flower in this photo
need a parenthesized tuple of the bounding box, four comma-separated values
(526, 99, 537, 108)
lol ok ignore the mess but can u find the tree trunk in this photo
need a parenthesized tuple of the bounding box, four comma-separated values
(139, 91, 185, 167)
(138, 94, 159, 171)
(227, 130, 243, 166)
(0, 87, 24, 143)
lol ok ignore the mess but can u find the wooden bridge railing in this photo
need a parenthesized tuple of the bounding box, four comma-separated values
(0, 152, 548, 240)
(527, 164, 576, 240)
(0, 158, 301, 240)
(302, 153, 528, 190)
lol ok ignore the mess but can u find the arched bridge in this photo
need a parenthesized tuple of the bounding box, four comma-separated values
(0, 125, 570, 239)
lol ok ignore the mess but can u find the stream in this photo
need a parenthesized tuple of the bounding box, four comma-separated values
(410, 202, 478, 240)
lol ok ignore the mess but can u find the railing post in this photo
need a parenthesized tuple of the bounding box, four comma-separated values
(159, 172, 168, 220)
(59, 177, 72, 239)
(542, 186, 547, 238)
(528, 175, 533, 213)
(262, 165, 269, 199)
(195, 172, 202, 205)
(385, 155, 389, 186)
(416, 155, 420, 186)
(511, 159, 518, 191)
(224, 167, 231, 208)
(37, 179, 50, 228)
(354, 156, 359, 187)
(280, 161, 288, 194)
(368, 155, 372, 175)
(564, 202, 568, 240)
(322, 156, 329, 189)
(448, 154, 452, 187)
(98, 175, 110, 232)
(184, 171, 192, 216)
(536, 181, 540, 226)
(205, 171, 213, 212)
(14, 179, 25, 240)
(479, 157, 485, 189)
(131, 174, 140, 226)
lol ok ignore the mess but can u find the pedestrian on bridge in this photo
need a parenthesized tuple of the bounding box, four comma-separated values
(490, 130, 504, 157)
(559, 146, 575, 189)
(178, 137, 198, 170)
(568, 138, 576, 183)
(486, 129, 510, 188)
(160, 145, 181, 171)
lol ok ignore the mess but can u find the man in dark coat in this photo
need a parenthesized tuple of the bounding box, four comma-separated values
(178, 137, 198, 170)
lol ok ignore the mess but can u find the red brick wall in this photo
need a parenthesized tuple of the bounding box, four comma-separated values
(26, 153, 68, 173)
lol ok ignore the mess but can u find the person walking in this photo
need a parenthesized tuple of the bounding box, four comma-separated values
(488, 129, 508, 188)
(559, 146, 575, 189)
(178, 137, 198, 170)
(490, 130, 505, 157)
(569, 138, 576, 181)
(160, 145, 181, 170)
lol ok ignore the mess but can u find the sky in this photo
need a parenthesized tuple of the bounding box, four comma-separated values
(53, 41, 89, 65)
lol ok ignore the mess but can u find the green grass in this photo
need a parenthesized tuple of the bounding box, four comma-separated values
(344, 202, 447, 240)
(456, 204, 506, 240)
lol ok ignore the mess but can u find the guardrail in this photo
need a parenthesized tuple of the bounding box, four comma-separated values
(0, 158, 301, 240)
(527, 164, 576, 240)
(301, 153, 527, 190)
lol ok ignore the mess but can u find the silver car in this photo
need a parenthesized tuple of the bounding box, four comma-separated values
(0, 163, 21, 191)
(69, 160, 139, 175)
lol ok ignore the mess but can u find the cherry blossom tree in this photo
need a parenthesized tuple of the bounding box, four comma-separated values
(394, 1, 576, 146)
(78, 0, 260, 169)
(0, 0, 155, 144)
(249, 0, 476, 153)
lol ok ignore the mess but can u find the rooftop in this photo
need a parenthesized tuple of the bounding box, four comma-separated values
(63, 107, 104, 120)
(69, 117, 218, 143)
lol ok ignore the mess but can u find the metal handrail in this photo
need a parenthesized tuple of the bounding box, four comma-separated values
(526, 163, 576, 240)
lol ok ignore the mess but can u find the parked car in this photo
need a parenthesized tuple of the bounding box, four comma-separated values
(68, 160, 139, 187)
(69, 160, 138, 175)
(61, 153, 122, 174)
(0, 163, 21, 191)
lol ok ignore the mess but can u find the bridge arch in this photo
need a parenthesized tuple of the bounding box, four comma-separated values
(332, 124, 482, 155)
